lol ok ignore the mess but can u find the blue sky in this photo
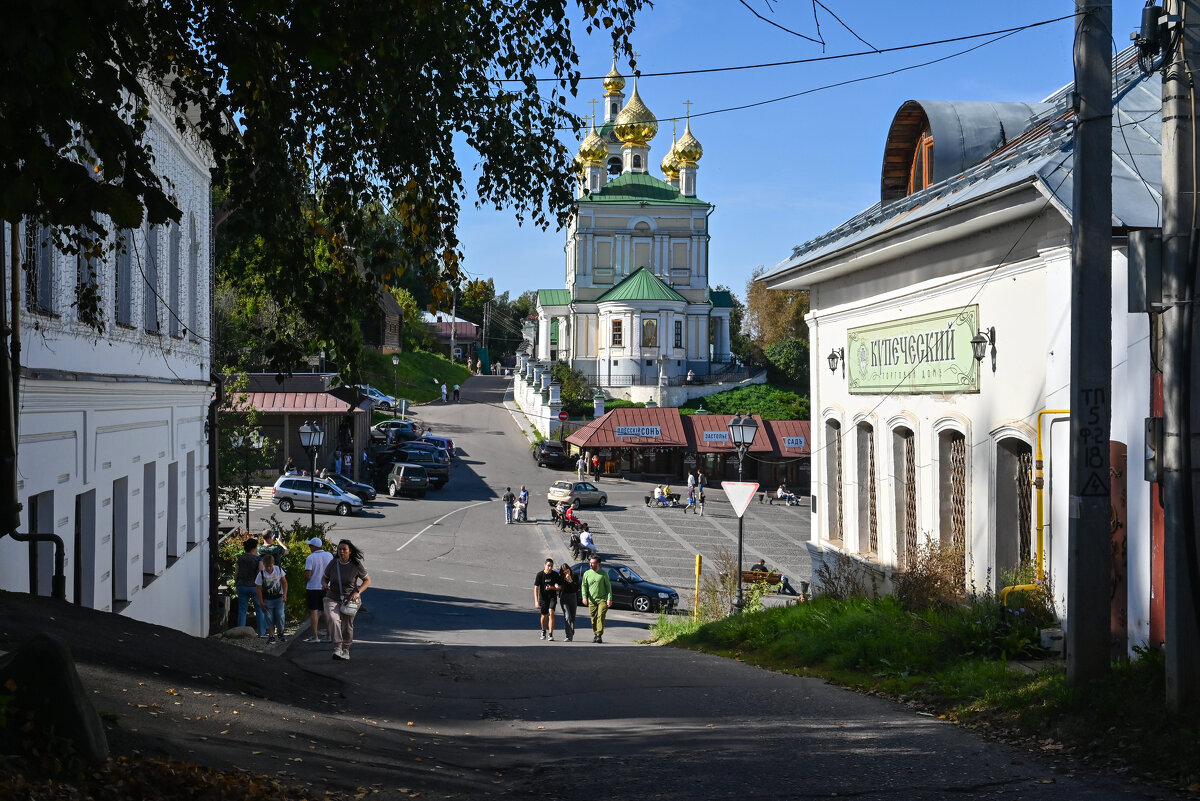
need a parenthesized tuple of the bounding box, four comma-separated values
(455, 1, 1143, 305)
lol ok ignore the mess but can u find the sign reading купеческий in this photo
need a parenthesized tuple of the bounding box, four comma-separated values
(845, 306, 980, 394)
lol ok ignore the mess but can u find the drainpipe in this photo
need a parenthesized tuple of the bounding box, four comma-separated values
(207, 371, 224, 634)
(2, 221, 66, 600)
(1000, 409, 1069, 607)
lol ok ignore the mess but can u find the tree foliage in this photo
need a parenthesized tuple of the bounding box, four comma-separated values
(217, 373, 278, 532)
(3, 0, 645, 373)
(550, 362, 592, 417)
(764, 337, 809, 389)
(679, 384, 808, 421)
(744, 266, 809, 350)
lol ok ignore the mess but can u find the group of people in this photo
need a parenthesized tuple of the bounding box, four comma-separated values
(502, 486, 530, 523)
(575, 453, 602, 481)
(437, 381, 461, 403)
(233, 531, 371, 661)
(533, 556, 613, 643)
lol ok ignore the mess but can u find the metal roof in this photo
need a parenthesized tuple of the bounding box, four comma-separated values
(708, 289, 735, 308)
(763, 420, 812, 457)
(682, 414, 772, 454)
(763, 47, 1162, 286)
(566, 407, 689, 448)
(537, 289, 572, 307)
(236, 392, 355, 414)
(595, 267, 688, 304)
(581, 171, 709, 206)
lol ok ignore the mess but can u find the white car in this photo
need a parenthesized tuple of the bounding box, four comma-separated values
(357, 384, 397, 411)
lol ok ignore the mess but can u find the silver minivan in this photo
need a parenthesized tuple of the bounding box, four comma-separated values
(272, 476, 364, 516)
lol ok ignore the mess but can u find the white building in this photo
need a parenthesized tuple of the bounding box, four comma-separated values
(534, 63, 736, 401)
(4, 85, 215, 636)
(761, 49, 1161, 652)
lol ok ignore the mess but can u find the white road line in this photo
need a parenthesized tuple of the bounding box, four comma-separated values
(439, 576, 456, 581)
(396, 500, 492, 551)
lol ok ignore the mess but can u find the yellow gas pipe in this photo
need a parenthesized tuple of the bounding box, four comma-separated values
(999, 409, 1069, 607)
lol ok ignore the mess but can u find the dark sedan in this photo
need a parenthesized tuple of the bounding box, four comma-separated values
(570, 562, 680, 613)
(323, 472, 377, 503)
(532, 440, 568, 467)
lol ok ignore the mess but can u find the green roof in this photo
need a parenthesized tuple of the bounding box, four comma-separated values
(581, 171, 708, 206)
(537, 289, 571, 307)
(708, 289, 735, 308)
(598, 120, 618, 143)
(596, 267, 688, 304)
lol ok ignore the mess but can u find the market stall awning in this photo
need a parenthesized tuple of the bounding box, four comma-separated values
(235, 392, 356, 414)
(763, 419, 812, 457)
(682, 414, 773, 453)
(567, 407, 688, 449)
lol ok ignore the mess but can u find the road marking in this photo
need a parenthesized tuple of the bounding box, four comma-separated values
(439, 576, 456, 581)
(396, 500, 491, 551)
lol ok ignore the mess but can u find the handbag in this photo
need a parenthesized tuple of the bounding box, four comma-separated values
(336, 561, 361, 617)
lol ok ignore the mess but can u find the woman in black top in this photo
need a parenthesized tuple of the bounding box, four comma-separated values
(556, 563, 583, 642)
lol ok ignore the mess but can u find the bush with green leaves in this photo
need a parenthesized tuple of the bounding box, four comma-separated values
(678, 383, 808, 420)
(764, 337, 809, 389)
(216, 516, 337, 624)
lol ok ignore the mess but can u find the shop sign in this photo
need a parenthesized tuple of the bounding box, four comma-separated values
(615, 425, 662, 438)
(845, 305, 980, 395)
(783, 436, 807, 450)
(702, 431, 730, 442)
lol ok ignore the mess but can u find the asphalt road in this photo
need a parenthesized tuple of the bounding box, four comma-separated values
(220, 377, 1173, 799)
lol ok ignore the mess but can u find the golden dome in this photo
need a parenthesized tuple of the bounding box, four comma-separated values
(660, 142, 681, 179)
(613, 82, 658, 146)
(674, 119, 703, 164)
(577, 120, 609, 165)
(603, 60, 626, 94)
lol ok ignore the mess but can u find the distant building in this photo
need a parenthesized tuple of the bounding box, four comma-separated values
(3, 85, 215, 635)
(421, 311, 478, 363)
(760, 47, 1161, 652)
(533, 62, 738, 402)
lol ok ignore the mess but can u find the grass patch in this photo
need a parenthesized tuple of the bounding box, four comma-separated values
(359, 349, 470, 406)
(653, 598, 1200, 791)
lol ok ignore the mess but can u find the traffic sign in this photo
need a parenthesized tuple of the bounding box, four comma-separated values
(723, 481, 759, 519)
(558, 410, 569, 421)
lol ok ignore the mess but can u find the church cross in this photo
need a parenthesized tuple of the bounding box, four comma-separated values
(588, 98, 598, 124)
(683, 99, 694, 120)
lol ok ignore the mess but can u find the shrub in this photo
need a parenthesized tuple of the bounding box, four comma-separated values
(218, 516, 337, 623)
(813, 549, 878, 600)
(894, 536, 966, 613)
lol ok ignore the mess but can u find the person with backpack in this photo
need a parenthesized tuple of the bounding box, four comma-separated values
(255, 551, 288, 643)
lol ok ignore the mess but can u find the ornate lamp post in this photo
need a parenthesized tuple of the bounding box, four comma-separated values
(392, 354, 400, 418)
(727, 412, 759, 612)
(298, 421, 325, 531)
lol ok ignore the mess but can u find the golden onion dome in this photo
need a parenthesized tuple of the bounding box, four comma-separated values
(577, 121, 609, 164)
(613, 82, 658, 146)
(674, 120, 703, 164)
(660, 142, 681, 179)
(603, 60, 626, 94)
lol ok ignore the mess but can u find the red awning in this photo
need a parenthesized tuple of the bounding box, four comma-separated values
(763, 419, 812, 457)
(682, 414, 773, 453)
(235, 392, 356, 414)
(566, 407, 688, 449)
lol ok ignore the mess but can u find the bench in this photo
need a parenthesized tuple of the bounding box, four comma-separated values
(740, 570, 782, 587)
(645, 492, 681, 507)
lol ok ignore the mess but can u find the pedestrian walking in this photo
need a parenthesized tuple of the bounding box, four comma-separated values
(556, 562, 582, 641)
(576, 455, 587, 480)
(255, 552, 288, 642)
(581, 555, 612, 643)
(440, 382, 448, 403)
(686, 470, 696, 491)
(591, 454, 601, 481)
(684, 486, 697, 514)
(534, 558, 559, 640)
(698, 488, 706, 516)
(502, 487, 516, 524)
(322, 539, 371, 661)
(283, 456, 298, 475)
(234, 538, 266, 637)
(452, 383, 460, 402)
(303, 536, 334, 642)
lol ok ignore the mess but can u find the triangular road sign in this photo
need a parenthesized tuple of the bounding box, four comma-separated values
(723, 481, 759, 519)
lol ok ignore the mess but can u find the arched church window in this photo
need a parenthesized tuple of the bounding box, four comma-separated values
(611, 101, 618, 117)
(632, 154, 642, 170)
(908, 128, 934, 194)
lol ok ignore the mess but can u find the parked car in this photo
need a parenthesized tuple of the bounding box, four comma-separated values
(272, 476, 364, 517)
(546, 480, 606, 510)
(357, 384, 397, 411)
(323, 472, 377, 503)
(570, 561, 679, 613)
(386, 463, 429, 498)
(418, 434, 455, 459)
(389, 448, 449, 488)
(370, 419, 421, 443)
(532, 440, 567, 468)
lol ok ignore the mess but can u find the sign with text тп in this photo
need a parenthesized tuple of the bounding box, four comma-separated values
(723, 482, 759, 519)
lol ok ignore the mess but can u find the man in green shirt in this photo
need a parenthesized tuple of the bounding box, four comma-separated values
(580, 555, 613, 643)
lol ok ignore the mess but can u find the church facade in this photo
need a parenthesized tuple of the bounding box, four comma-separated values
(533, 64, 735, 393)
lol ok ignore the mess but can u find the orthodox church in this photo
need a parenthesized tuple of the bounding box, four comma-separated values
(533, 62, 735, 394)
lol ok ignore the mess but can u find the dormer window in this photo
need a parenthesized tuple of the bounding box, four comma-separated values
(908, 128, 933, 194)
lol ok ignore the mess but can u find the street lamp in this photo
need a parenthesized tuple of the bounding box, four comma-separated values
(231, 429, 265, 533)
(827, 347, 845, 377)
(727, 412, 759, 612)
(298, 421, 325, 531)
(392, 354, 400, 419)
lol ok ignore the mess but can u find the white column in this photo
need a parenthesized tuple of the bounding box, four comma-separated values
(538, 316, 551, 360)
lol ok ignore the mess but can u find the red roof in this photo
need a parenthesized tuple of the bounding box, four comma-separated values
(236, 392, 356, 414)
(764, 419, 812, 456)
(566, 407, 688, 449)
(682, 414, 773, 453)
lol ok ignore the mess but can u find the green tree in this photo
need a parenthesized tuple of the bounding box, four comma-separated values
(217, 373, 279, 532)
(390, 287, 423, 352)
(458, 278, 496, 326)
(744, 266, 809, 351)
(551, 362, 592, 417)
(3, 0, 646, 373)
(764, 338, 810, 390)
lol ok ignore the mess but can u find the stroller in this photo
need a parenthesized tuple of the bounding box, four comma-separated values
(515, 500, 528, 522)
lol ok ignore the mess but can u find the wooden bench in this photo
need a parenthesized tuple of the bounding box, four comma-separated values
(760, 492, 802, 506)
(740, 570, 781, 586)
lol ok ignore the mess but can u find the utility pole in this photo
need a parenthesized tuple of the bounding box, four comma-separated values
(449, 284, 458, 363)
(1161, 0, 1200, 709)
(1066, 0, 1113, 684)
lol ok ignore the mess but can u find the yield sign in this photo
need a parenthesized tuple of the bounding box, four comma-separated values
(723, 481, 759, 519)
